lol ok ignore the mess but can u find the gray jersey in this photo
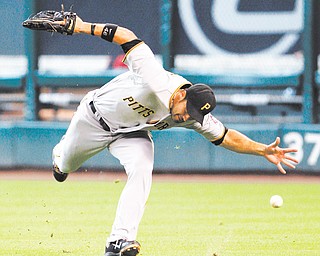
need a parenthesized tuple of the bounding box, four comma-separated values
(53, 37, 226, 247)
(91, 42, 225, 142)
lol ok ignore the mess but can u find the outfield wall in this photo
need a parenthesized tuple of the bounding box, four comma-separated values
(0, 122, 319, 173)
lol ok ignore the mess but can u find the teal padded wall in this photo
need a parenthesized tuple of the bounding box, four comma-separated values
(1, 122, 319, 173)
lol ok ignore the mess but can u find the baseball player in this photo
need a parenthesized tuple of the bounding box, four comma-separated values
(23, 10, 299, 256)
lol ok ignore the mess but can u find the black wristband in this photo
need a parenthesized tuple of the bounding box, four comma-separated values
(101, 23, 118, 42)
(91, 24, 96, 36)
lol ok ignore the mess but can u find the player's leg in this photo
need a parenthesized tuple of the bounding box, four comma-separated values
(105, 131, 154, 255)
(52, 96, 112, 180)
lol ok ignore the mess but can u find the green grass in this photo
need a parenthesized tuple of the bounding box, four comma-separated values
(0, 178, 319, 256)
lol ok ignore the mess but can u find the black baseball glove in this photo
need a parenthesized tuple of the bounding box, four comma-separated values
(22, 5, 77, 35)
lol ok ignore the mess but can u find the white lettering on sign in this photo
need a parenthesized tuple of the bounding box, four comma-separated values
(284, 132, 320, 166)
(305, 133, 320, 166)
(283, 132, 304, 163)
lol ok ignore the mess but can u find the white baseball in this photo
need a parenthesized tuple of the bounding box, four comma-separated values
(270, 195, 283, 208)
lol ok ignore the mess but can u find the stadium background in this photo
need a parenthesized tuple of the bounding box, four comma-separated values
(0, 0, 319, 173)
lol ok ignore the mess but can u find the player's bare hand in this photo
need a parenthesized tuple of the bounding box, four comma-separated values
(264, 137, 299, 174)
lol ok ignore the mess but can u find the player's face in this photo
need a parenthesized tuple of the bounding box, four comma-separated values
(170, 91, 191, 123)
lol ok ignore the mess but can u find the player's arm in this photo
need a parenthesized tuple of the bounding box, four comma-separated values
(73, 15, 165, 85)
(22, 10, 137, 45)
(219, 129, 299, 174)
(73, 16, 138, 45)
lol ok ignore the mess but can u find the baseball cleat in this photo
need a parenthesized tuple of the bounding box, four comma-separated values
(52, 162, 68, 182)
(104, 239, 141, 256)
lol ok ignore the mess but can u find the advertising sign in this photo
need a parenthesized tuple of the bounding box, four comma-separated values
(176, 0, 303, 55)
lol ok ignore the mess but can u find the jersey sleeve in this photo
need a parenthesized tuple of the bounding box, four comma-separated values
(187, 114, 227, 145)
(123, 43, 167, 89)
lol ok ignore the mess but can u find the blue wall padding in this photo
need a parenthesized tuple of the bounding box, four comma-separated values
(0, 122, 319, 173)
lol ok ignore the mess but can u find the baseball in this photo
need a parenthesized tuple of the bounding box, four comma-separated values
(270, 195, 283, 208)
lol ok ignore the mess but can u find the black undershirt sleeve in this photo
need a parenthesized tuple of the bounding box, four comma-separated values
(212, 127, 229, 146)
(121, 39, 143, 54)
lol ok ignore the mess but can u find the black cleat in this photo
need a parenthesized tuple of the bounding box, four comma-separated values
(52, 162, 68, 182)
(104, 239, 141, 256)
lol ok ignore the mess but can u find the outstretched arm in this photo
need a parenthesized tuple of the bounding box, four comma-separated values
(73, 16, 138, 45)
(22, 10, 137, 44)
(220, 129, 299, 174)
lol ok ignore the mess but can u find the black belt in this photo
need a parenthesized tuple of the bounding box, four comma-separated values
(89, 101, 110, 132)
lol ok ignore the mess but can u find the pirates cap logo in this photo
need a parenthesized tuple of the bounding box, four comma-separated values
(200, 103, 211, 111)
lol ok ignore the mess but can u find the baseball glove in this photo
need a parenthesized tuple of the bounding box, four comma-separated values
(22, 5, 77, 35)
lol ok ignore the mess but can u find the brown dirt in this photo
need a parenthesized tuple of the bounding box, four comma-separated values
(0, 169, 319, 184)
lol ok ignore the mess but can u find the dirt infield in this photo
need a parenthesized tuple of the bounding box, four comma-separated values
(0, 169, 319, 183)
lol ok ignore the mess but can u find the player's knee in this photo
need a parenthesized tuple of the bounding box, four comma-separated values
(127, 158, 153, 180)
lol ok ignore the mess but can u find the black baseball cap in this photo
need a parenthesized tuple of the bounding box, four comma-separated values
(185, 84, 216, 124)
